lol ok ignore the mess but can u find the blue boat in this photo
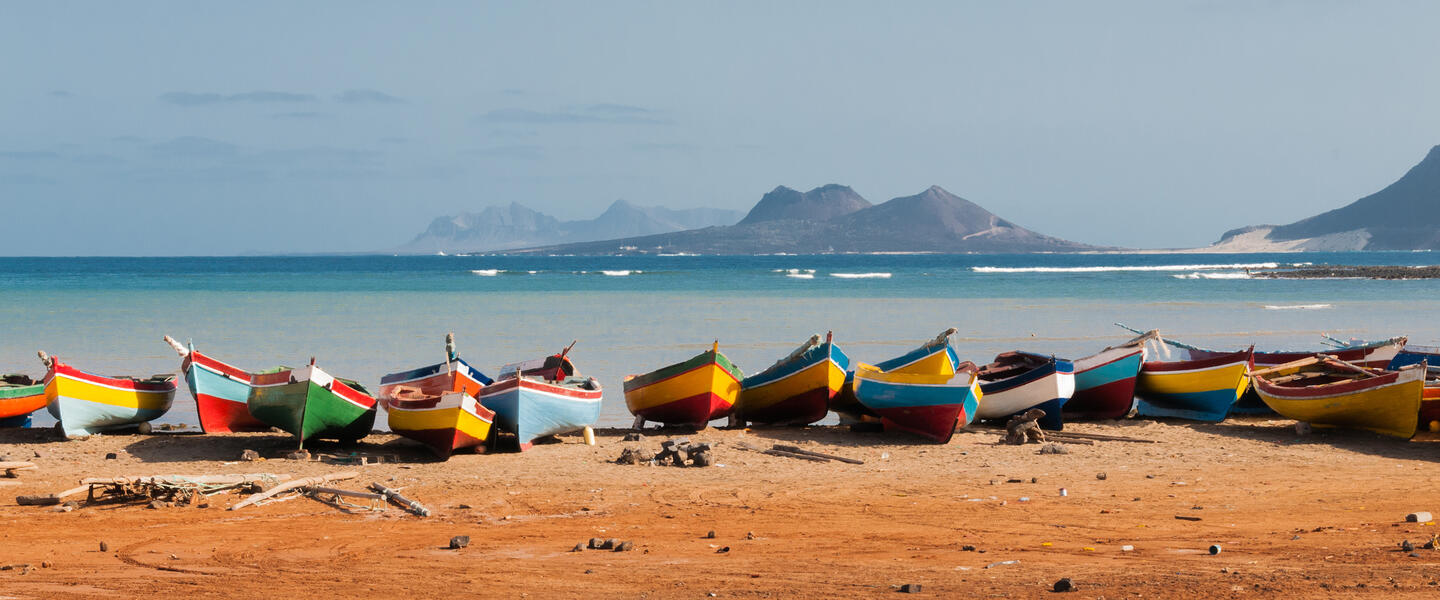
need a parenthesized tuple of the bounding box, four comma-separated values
(974, 352, 1075, 431)
(852, 363, 980, 442)
(478, 348, 602, 451)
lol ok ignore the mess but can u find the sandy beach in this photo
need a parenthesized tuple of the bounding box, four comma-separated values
(1, 420, 1438, 599)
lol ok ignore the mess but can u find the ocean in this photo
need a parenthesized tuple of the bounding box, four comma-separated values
(5, 252, 1438, 429)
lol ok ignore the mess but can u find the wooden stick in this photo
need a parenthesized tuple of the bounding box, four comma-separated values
(0, 462, 37, 472)
(306, 486, 382, 500)
(763, 449, 828, 462)
(231, 471, 357, 510)
(368, 483, 432, 517)
(1042, 431, 1159, 444)
(1319, 354, 1379, 376)
(771, 444, 865, 465)
(1250, 356, 1324, 379)
(16, 485, 90, 506)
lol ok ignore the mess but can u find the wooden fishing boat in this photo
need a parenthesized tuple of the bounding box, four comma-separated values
(0, 374, 46, 427)
(1387, 345, 1440, 432)
(379, 334, 496, 458)
(40, 352, 176, 438)
(736, 332, 850, 426)
(852, 361, 981, 443)
(623, 342, 744, 428)
(1251, 355, 1423, 439)
(163, 336, 272, 433)
(1064, 333, 1149, 420)
(1133, 346, 1252, 422)
(247, 359, 377, 446)
(479, 345, 602, 451)
(831, 328, 959, 421)
(974, 352, 1075, 430)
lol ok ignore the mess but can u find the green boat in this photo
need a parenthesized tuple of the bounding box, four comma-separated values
(247, 360, 377, 446)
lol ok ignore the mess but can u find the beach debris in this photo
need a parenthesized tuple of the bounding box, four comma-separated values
(0, 461, 38, 478)
(771, 444, 863, 465)
(1053, 578, 1075, 593)
(716, 546, 730, 553)
(104, 452, 124, 460)
(588, 538, 605, 549)
(1096, 472, 1107, 480)
(899, 583, 923, 593)
(962, 545, 976, 551)
(369, 482, 432, 517)
(745, 531, 755, 540)
(240, 449, 261, 462)
(615, 541, 634, 552)
(1209, 544, 1222, 555)
(622, 432, 644, 442)
(1175, 515, 1203, 522)
(1003, 409, 1047, 445)
(1402, 540, 1416, 552)
(285, 449, 311, 461)
(1407, 512, 1433, 523)
(99, 541, 109, 552)
(1038, 444, 1068, 455)
(1059, 488, 1068, 497)
(583, 426, 596, 446)
(448, 536, 469, 550)
(984, 560, 1019, 569)
(706, 530, 717, 539)
(1121, 545, 1134, 552)
(615, 447, 653, 465)
(232, 471, 353, 510)
(571, 542, 585, 552)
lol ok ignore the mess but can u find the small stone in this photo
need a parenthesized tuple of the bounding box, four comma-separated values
(1406, 512, 1433, 523)
(240, 449, 260, 461)
(104, 452, 122, 460)
(1402, 540, 1416, 552)
(40, 561, 51, 569)
(1096, 472, 1107, 480)
(99, 541, 108, 552)
(1209, 544, 1222, 555)
(285, 449, 311, 461)
(716, 546, 730, 553)
(1053, 578, 1075, 593)
(615, 541, 634, 552)
(1121, 545, 1134, 552)
(603, 538, 619, 550)
(745, 532, 755, 540)
(457, 504, 472, 509)
(148, 500, 167, 510)
(1413, 552, 1423, 558)
(900, 583, 923, 593)
(571, 543, 585, 552)
(1295, 422, 1312, 435)
(706, 530, 716, 539)
(690, 449, 715, 467)
(1292, 535, 1302, 541)
(50, 505, 73, 513)
(584, 569, 594, 574)
(1030, 477, 1038, 483)
(1038, 444, 1068, 455)
(449, 536, 470, 549)
(588, 538, 604, 549)
(622, 432, 644, 442)
(32, 450, 47, 459)
(962, 545, 976, 551)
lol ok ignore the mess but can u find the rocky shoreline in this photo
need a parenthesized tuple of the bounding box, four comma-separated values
(1253, 265, 1440, 279)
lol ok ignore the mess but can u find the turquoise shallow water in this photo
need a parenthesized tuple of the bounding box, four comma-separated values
(3, 252, 1438, 428)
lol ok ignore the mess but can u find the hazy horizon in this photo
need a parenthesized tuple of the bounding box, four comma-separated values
(3, 1, 1438, 256)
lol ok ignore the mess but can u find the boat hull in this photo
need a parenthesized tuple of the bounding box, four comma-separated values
(248, 365, 376, 444)
(976, 357, 1075, 431)
(1254, 363, 1422, 439)
(387, 392, 495, 458)
(853, 368, 980, 443)
(480, 377, 602, 451)
(624, 350, 743, 427)
(834, 341, 960, 420)
(183, 351, 271, 433)
(1065, 346, 1143, 420)
(738, 341, 849, 425)
(1134, 349, 1251, 422)
(0, 377, 45, 426)
(44, 363, 176, 438)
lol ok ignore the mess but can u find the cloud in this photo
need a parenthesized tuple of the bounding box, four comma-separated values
(160, 91, 316, 106)
(500, 89, 527, 96)
(476, 104, 669, 125)
(271, 112, 330, 120)
(335, 89, 405, 104)
(630, 142, 697, 154)
(149, 136, 240, 158)
(462, 145, 544, 160)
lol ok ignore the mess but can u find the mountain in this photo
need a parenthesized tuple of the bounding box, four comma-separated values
(737, 184, 871, 225)
(398, 200, 744, 253)
(1206, 145, 1440, 251)
(515, 184, 1098, 254)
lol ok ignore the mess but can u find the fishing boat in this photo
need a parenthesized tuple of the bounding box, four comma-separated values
(1064, 333, 1149, 420)
(0, 374, 46, 427)
(852, 361, 981, 443)
(379, 334, 496, 458)
(40, 352, 177, 438)
(623, 342, 744, 428)
(1251, 355, 1423, 439)
(479, 343, 603, 451)
(736, 332, 850, 426)
(831, 328, 960, 421)
(1387, 345, 1440, 432)
(247, 359, 377, 446)
(163, 336, 273, 433)
(974, 352, 1075, 430)
(1133, 344, 1252, 422)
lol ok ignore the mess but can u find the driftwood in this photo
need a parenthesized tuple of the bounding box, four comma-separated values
(1042, 431, 1159, 444)
(1003, 409, 1047, 445)
(772, 444, 864, 465)
(16, 485, 90, 506)
(231, 471, 357, 510)
(307, 486, 382, 500)
(0, 462, 37, 477)
(368, 483, 432, 517)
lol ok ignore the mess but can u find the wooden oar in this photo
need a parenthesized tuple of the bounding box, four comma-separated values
(772, 444, 865, 465)
(231, 471, 357, 510)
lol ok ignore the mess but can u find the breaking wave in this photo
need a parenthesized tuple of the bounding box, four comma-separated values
(1263, 304, 1333, 310)
(830, 272, 892, 279)
(1171, 272, 1252, 280)
(470, 269, 502, 276)
(973, 262, 1279, 274)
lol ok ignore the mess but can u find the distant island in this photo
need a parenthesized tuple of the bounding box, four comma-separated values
(1204, 145, 1440, 252)
(397, 200, 744, 253)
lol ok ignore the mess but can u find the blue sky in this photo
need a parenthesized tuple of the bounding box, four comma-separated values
(2, 1, 1438, 254)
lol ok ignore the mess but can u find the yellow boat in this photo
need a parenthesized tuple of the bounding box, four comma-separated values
(623, 342, 744, 428)
(1251, 355, 1423, 439)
